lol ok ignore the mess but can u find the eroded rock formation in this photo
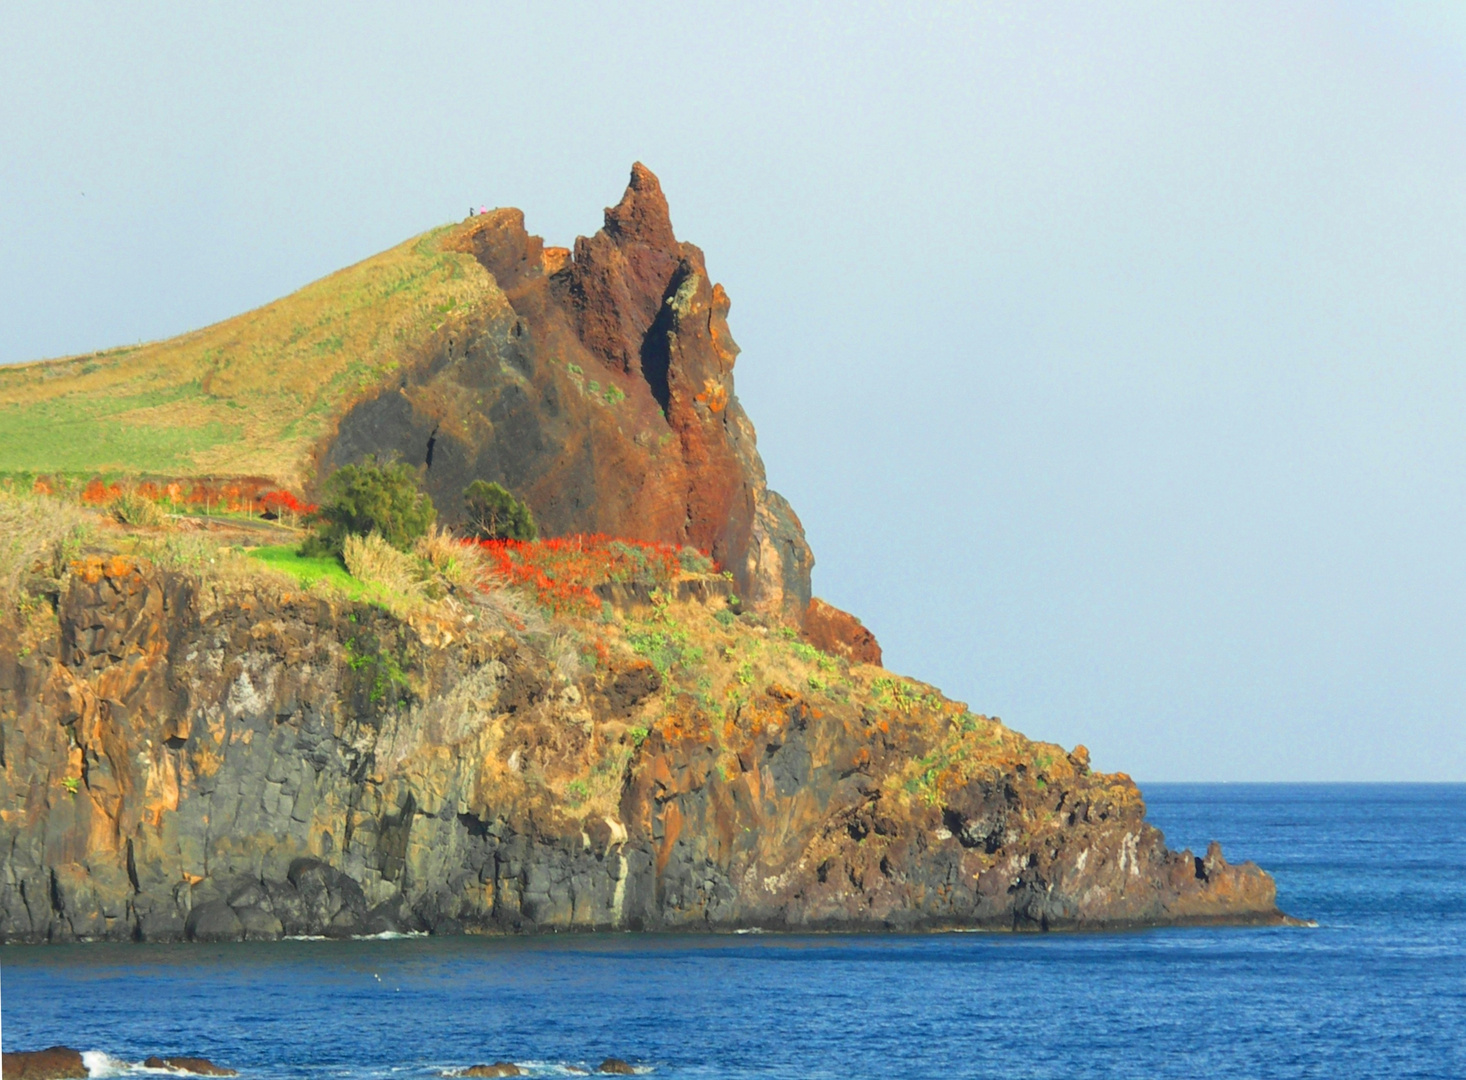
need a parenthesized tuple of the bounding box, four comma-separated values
(318, 164, 812, 620)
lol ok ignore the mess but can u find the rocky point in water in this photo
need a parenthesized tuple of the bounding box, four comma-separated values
(0, 165, 1286, 943)
(0, 1050, 235, 1078)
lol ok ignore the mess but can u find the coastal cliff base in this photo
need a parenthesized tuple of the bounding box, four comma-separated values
(0, 551, 1280, 942)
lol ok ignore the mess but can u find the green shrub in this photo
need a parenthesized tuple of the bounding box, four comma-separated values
(677, 547, 714, 575)
(306, 457, 435, 555)
(109, 488, 165, 527)
(463, 480, 537, 541)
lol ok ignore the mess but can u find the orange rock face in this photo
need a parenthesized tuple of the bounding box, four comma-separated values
(321, 164, 811, 620)
(803, 598, 882, 666)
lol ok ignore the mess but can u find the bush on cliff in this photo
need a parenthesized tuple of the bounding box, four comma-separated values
(305, 457, 435, 556)
(463, 480, 537, 541)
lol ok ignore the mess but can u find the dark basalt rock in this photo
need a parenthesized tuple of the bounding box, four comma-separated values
(0, 170, 1289, 945)
(184, 900, 243, 942)
(0, 1047, 88, 1080)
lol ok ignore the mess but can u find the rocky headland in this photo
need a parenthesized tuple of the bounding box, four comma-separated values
(0, 166, 1284, 942)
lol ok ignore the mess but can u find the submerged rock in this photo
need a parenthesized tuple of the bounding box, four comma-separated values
(142, 1056, 238, 1076)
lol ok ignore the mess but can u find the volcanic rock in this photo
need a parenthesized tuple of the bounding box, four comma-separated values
(322, 163, 812, 620)
(0, 168, 1288, 944)
(0, 1048, 87, 1080)
(803, 598, 882, 666)
(0, 553, 1282, 942)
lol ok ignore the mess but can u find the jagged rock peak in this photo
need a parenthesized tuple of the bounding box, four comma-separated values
(603, 162, 678, 250)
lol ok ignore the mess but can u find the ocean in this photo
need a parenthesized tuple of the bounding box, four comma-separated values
(3, 784, 1463, 1080)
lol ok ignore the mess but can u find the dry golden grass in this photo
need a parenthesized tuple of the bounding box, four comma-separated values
(0, 489, 93, 599)
(0, 222, 505, 487)
(343, 532, 428, 606)
(108, 486, 168, 527)
(413, 526, 485, 592)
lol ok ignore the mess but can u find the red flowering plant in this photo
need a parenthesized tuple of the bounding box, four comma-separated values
(258, 489, 318, 527)
(476, 534, 704, 617)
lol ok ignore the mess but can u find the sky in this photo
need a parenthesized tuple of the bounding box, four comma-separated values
(3, 1, 1464, 780)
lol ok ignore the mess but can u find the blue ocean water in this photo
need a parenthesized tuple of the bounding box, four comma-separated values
(3, 784, 1463, 1080)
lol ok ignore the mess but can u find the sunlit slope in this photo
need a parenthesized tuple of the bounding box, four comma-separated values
(0, 224, 497, 489)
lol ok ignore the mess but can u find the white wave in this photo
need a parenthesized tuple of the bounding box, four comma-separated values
(514, 1061, 590, 1076)
(350, 930, 429, 940)
(83, 1053, 232, 1079)
(440, 1062, 652, 1077)
(82, 1051, 129, 1078)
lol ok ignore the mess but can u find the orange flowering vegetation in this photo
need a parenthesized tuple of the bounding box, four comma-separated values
(477, 534, 709, 617)
(75, 476, 315, 519)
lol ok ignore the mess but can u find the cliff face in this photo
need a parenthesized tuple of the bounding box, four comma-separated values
(0, 557, 1280, 942)
(319, 165, 812, 620)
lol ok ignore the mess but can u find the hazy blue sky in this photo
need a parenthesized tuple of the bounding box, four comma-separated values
(4, 2, 1463, 780)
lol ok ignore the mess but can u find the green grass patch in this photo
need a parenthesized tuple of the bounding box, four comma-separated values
(0, 395, 242, 473)
(248, 544, 366, 597)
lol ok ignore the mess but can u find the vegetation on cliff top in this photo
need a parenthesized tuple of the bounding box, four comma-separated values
(305, 456, 438, 555)
(0, 225, 496, 487)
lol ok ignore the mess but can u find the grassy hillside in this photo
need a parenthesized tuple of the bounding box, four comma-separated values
(0, 224, 497, 489)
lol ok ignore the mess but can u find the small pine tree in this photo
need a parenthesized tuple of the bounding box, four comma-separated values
(463, 480, 537, 541)
(305, 456, 436, 555)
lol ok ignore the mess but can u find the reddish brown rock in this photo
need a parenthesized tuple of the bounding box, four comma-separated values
(1, 1048, 88, 1080)
(597, 1060, 637, 1075)
(803, 597, 882, 666)
(325, 163, 811, 620)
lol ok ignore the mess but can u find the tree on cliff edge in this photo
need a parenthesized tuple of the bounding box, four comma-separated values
(305, 456, 436, 555)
